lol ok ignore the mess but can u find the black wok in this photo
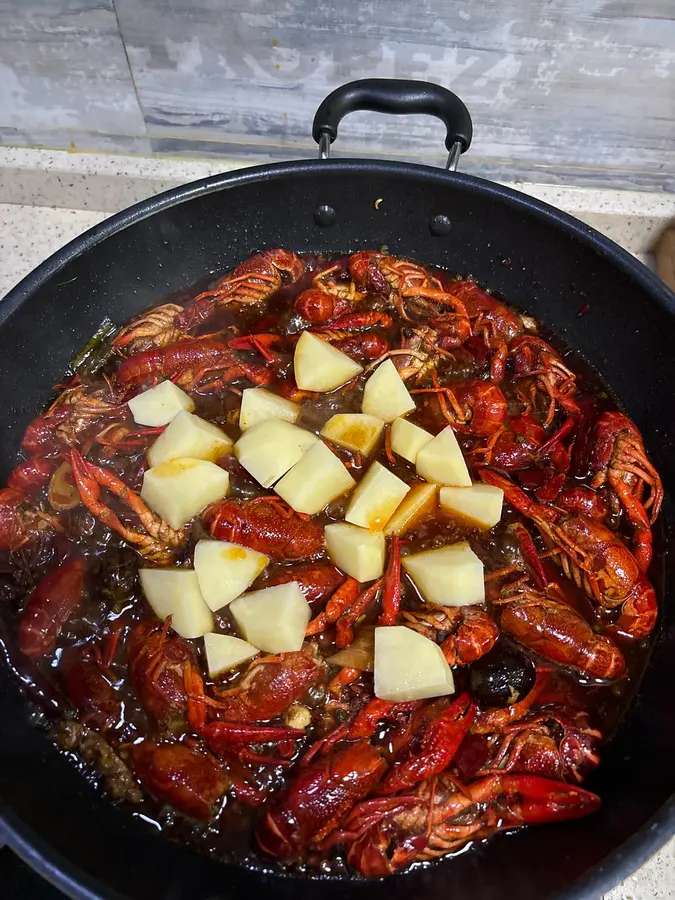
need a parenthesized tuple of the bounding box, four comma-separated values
(0, 80, 673, 900)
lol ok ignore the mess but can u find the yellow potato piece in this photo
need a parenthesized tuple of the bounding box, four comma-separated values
(402, 541, 485, 607)
(274, 440, 355, 515)
(439, 484, 504, 530)
(147, 410, 232, 467)
(325, 522, 385, 582)
(320, 413, 384, 456)
(194, 539, 269, 611)
(345, 461, 410, 531)
(234, 419, 317, 488)
(230, 583, 311, 653)
(203, 633, 259, 677)
(384, 483, 438, 536)
(415, 426, 471, 486)
(390, 417, 433, 464)
(239, 387, 300, 431)
(374, 626, 455, 702)
(128, 380, 194, 427)
(141, 458, 229, 529)
(294, 332, 363, 391)
(139, 569, 213, 639)
(362, 359, 416, 423)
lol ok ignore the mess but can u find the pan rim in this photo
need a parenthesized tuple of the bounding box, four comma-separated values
(3, 793, 675, 900)
(1, 158, 673, 326)
(1, 156, 673, 899)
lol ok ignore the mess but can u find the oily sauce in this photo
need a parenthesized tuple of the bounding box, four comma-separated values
(0, 251, 660, 877)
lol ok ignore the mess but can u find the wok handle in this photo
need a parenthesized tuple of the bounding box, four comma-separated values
(312, 78, 473, 170)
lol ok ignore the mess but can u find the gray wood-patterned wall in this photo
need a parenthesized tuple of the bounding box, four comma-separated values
(0, 0, 674, 190)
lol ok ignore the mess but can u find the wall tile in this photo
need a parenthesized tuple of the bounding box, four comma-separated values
(0, 0, 146, 147)
(0, 0, 673, 191)
(0, 125, 150, 156)
(115, 0, 675, 190)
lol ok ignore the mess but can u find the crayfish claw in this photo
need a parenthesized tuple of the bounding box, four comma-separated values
(469, 774, 601, 826)
(70, 449, 185, 564)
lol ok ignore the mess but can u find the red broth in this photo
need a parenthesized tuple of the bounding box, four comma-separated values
(0, 250, 660, 877)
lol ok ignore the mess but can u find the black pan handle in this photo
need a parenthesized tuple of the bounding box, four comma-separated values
(312, 78, 473, 170)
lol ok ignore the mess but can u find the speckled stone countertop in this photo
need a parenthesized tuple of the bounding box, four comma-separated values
(0, 148, 673, 898)
(1, 147, 674, 297)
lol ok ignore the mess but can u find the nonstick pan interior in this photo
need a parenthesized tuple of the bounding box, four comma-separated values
(0, 160, 674, 900)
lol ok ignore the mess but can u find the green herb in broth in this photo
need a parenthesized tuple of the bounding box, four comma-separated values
(70, 317, 118, 377)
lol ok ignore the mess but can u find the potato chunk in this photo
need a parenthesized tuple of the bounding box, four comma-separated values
(274, 440, 355, 515)
(374, 626, 455, 702)
(320, 413, 384, 456)
(402, 542, 485, 606)
(194, 539, 269, 611)
(384, 483, 438, 536)
(229, 583, 311, 653)
(345, 461, 410, 531)
(139, 569, 213, 639)
(203, 633, 258, 677)
(325, 522, 385, 582)
(294, 332, 363, 392)
(128, 380, 195, 427)
(415, 426, 471, 486)
(234, 419, 317, 488)
(390, 417, 433, 464)
(239, 387, 300, 431)
(362, 359, 416, 423)
(147, 411, 232, 467)
(141, 458, 229, 529)
(439, 484, 504, 530)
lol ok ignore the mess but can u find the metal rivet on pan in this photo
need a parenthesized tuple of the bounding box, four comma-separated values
(314, 205, 337, 227)
(429, 214, 452, 236)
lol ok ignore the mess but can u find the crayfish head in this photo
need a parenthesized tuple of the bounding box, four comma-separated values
(202, 498, 241, 540)
(348, 250, 388, 295)
(347, 824, 425, 878)
(265, 248, 306, 282)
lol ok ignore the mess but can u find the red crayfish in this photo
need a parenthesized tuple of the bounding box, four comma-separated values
(510, 335, 580, 424)
(402, 604, 499, 667)
(494, 574, 626, 680)
(589, 411, 663, 572)
(349, 251, 470, 342)
(130, 740, 228, 820)
(332, 772, 600, 876)
(70, 449, 186, 564)
(177, 249, 306, 332)
(480, 468, 657, 639)
(113, 303, 186, 356)
(263, 561, 345, 605)
(294, 257, 365, 324)
(448, 280, 525, 382)
(19, 555, 87, 658)
(0, 485, 59, 551)
(21, 382, 125, 458)
(204, 497, 325, 561)
(115, 335, 272, 393)
(256, 742, 386, 859)
(414, 378, 508, 437)
(114, 250, 305, 354)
